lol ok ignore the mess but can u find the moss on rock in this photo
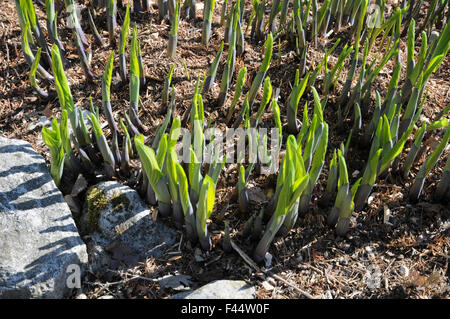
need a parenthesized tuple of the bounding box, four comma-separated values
(110, 191, 130, 212)
(86, 186, 108, 232)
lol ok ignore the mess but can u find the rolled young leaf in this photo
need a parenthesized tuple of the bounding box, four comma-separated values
(226, 67, 247, 124)
(203, 42, 224, 93)
(238, 164, 250, 213)
(102, 50, 119, 134)
(135, 134, 172, 215)
(42, 118, 65, 187)
(202, 0, 215, 48)
(118, 4, 131, 82)
(196, 175, 216, 251)
(107, 0, 117, 46)
(321, 148, 337, 207)
(402, 123, 427, 178)
(176, 162, 197, 242)
(167, 1, 180, 57)
(89, 112, 116, 169)
(248, 33, 273, 109)
(29, 48, 49, 98)
(253, 77, 272, 126)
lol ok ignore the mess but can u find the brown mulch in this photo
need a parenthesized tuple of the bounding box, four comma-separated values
(0, 0, 449, 299)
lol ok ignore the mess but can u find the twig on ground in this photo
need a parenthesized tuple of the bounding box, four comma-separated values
(230, 239, 316, 299)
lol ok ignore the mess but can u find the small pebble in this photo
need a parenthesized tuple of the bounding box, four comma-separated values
(261, 281, 274, 291)
(399, 265, 409, 277)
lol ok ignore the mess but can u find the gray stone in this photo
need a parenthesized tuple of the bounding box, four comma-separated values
(172, 280, 256, 299)
(0, 137, 88, 298)
(80, 181, 177, 269)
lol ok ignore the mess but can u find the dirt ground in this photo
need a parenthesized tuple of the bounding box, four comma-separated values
(0, 0, 449, 299)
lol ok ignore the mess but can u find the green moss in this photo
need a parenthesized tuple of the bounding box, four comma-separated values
(110, 191, 130, 211)
(86, 186, 108, 232)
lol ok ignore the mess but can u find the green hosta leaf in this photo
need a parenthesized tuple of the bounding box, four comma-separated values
(427, 118, 448, 131)
(119, 4, 130, 54)
(381, 114, 392, 147)
(238, 164, 246, 191)
(189, 148, 202, 194)
(272, 98, 282, 144)
(309, 123, 328, 183)
(288, 174, 309, 209)
(60, 109, 71, 157)
(29, 48, 42, 92)
(41, 118, 64, 186)
(130, 24, 140, 78)
(169, 117, 181, 149)
(89, 113, 103, 137)
(311, 86, 324, 122)
(255, 77, 272, 122)
(166, 148, 179, 202)
(337, 149, 349, 188)
(176, 162, 191, 213)
(156, 133, 168, 169)
(260, 33, 273, 73)
(51, 44, 74, 114)
(197, 175, 216, 231)
(351, 178, 362, 200)
(362, 148, 382, 186)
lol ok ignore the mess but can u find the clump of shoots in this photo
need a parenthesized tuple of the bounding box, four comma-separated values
(254, 136, 309, 263)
